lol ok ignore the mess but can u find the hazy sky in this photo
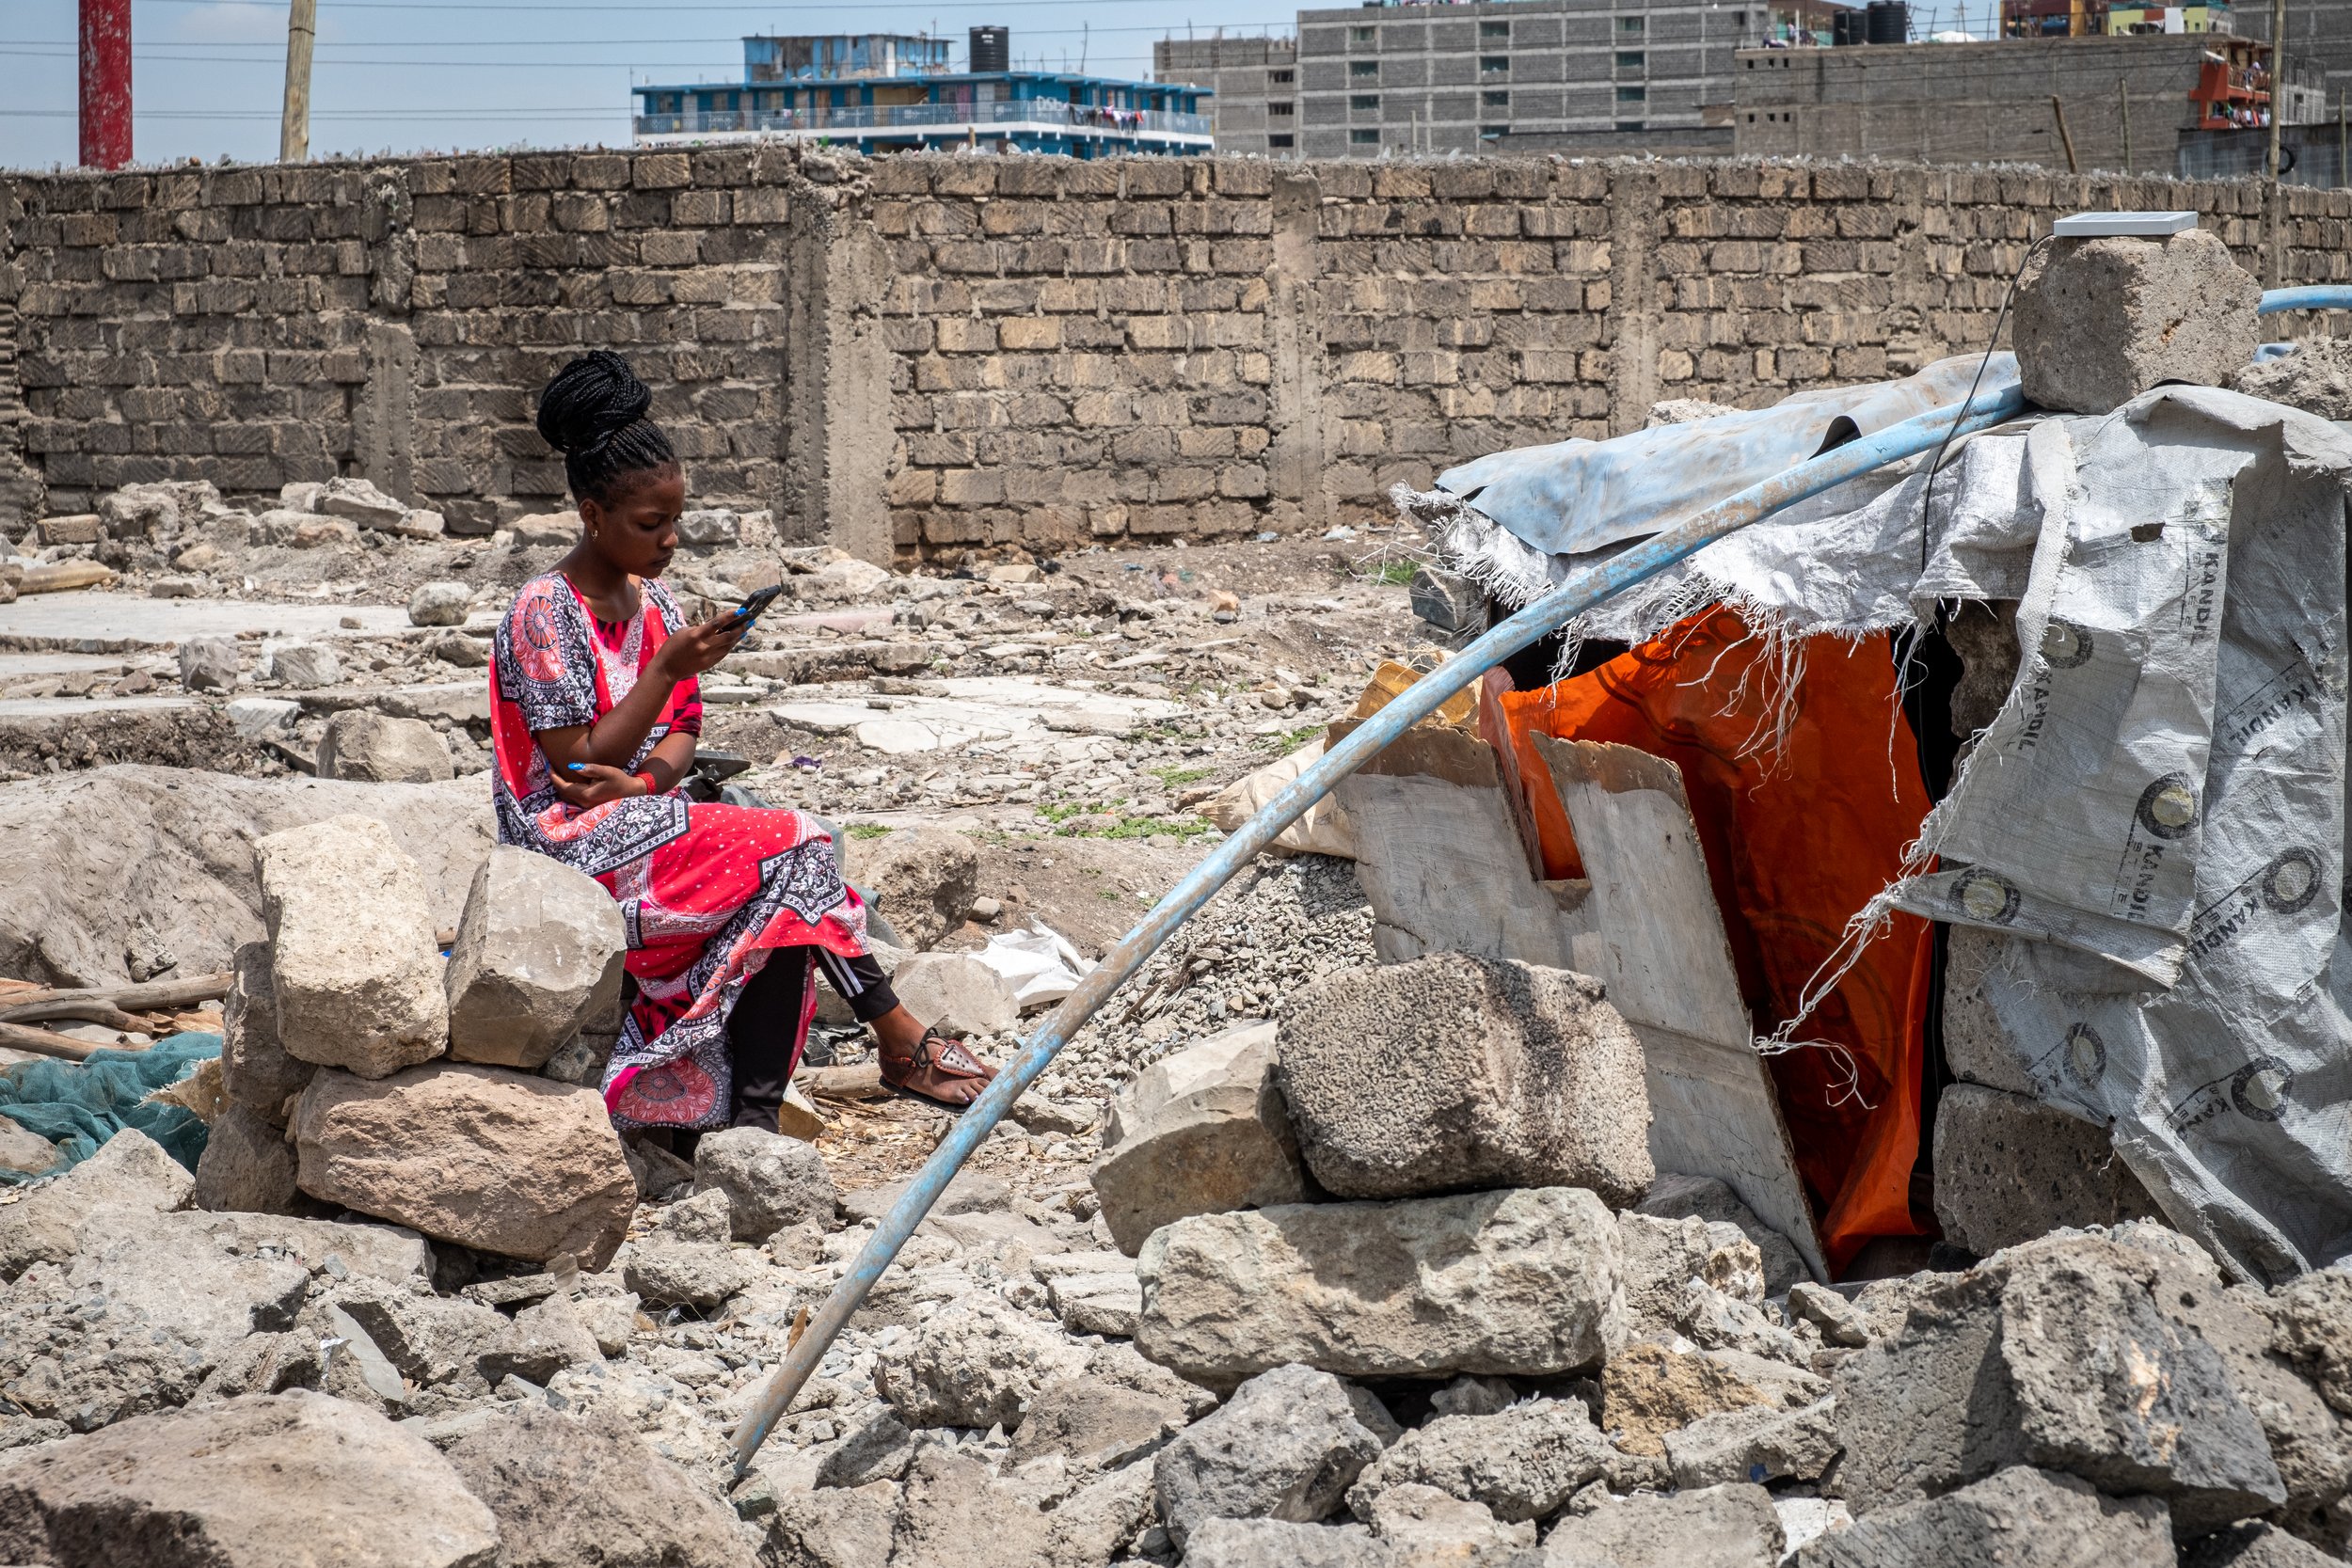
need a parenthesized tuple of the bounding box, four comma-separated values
(4, 0, 1291, 169)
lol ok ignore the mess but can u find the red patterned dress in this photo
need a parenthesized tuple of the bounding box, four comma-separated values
(490, 572, 871, 1131)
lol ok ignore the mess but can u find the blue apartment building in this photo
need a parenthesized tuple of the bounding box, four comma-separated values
(632, 29, 1214, 156)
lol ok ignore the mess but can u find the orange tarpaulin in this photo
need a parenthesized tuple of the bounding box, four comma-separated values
(1487, 607, 1934, 1274)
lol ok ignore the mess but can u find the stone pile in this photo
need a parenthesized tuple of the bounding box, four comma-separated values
(201, 818, 639, 1272)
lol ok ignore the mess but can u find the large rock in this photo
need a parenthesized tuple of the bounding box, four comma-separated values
(1931, 1084, 2160, 1256)
(2014, 229, 2263, 415)
(1152, 1362, 1399, 1547)
(1616, 1211, 1768, 1341)
(326, 1275, 514, 1394)
(0, 1113, 58, 1178)
(193, 1101, 304, 1215)
(1602, 1341, 1811, 1459)
(873, 1294, 1089, 1431)
(0, 765, 492, 992)
(221, 940, 312, 1124)
(1008, 1373, 1188, 1468)
(1135, 1186, 1625, 1387)
(1180, 1519, 1398, 1568)
(845, 827, 979, 952)
(1547, 1483, 1785, 1568)
(2231, 341, 2352, 422)
(0, 1126, 192, 1280)
(0, 1391, 500, 1568)
(437, 1400, 760, 1568)
(267, 640, 342, 689)
(443, 846, 627, 1069)
(1665, 1398, 1841, 1490)
(179, 634, 240, 692)
(408, 578, 475, 626)
(1274, 954, 1652, 1206)
(2185, 1520, 2348, 1568)
(1634, 1173, 1807, 1297)
(316, 709, 455, 784)
(1835, 1232, 2285, 1535)
(622, 1237, 755, 1311)
(691, 1125, 838, 1242)
(1090, 1020, 1311, 1257)
(888, 950, 1018, 1037)
(765, 1481, 898, 1568)
(1796, 1465, 2173, 1567)
(1345, 1398, 1613, 1524)
(258, 813, 449, 1078)
(294, 1064, 637, 1270)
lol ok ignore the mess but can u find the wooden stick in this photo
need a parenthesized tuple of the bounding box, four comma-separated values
(2051, 94, 2080, 175)
(798, 1063, 886, 1101)
(0, 1021, 101, 1062)
(8, 1001, 142, 1032)
(0, 971, 231, 1024)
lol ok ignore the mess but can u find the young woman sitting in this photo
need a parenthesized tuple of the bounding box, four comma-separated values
(487, 350, 996, 1139)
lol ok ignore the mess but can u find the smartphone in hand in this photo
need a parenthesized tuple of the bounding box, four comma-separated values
(734, 584, 785, 625)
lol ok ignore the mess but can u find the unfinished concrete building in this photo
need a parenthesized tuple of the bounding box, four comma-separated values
(1152, 36, 1303, 158)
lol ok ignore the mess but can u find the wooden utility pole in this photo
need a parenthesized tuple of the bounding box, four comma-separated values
(279, 0, 317, 164)
(2268, 0, 2288, 181)
(2052, 94, 2080, 173)
(2119, 76, 2133, 170)
(2338, 97, 2346, 185)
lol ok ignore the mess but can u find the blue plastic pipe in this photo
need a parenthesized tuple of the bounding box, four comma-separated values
(2256, 284, 2352, 317)
(726, 382, 2029, 1476)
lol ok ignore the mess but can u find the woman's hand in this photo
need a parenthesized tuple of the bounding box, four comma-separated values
(550, 761, 647, 809)
(651, 610, 754, 682)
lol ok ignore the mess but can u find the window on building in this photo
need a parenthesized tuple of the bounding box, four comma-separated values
(1351, 93, 1380, 109)
(1616, 119, 1645, 130)
(1616, 85, 1645, 101)
(1269, 68, 1295, 84)
(1480, 20, 1510, 39)
(1482, 89, 1509, 106)
(1616, 50, 1645, 68)
(1350, 127, 1380, 143)
(1618, 15, 1645, 32)
(1481, 124, 1507, 138)
(1270, 101, 1295, 116)
(1479, 55, 1509, 72)
(1350, 24, 1375, 41)
(1350, 58, 1379, 76)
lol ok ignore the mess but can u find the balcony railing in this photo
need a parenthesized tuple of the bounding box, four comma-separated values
(634, 100, 1213, 139)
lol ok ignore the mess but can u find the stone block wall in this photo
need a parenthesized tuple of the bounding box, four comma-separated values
(2, 149, 2346, 562)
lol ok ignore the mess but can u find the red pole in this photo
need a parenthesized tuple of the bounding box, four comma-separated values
(79, 0, 132, 170)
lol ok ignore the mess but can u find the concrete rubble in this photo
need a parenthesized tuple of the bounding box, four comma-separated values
(8, 289, 2352, 1568)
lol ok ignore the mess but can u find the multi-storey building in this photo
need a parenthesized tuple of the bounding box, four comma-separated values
(1160, 0, 1843, 159)
(1152, 37, 1304, 156)
(634, 30, 1212, 157)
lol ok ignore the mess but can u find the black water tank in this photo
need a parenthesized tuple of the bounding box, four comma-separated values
(1833, 9, 1859, 44)
(1865, 1, 1910, 41)
(970, 25, 1009, 72)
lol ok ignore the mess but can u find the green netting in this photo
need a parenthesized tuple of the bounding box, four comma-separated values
(0, 1032, 221, 1184)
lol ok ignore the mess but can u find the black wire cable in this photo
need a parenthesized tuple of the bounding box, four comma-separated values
(1919, 230, 2054, 569)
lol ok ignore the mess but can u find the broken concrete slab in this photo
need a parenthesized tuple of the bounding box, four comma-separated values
(1601, 1340, 1808, 1459)
(315, 708, 453, 784)
(294, 1063, 637, 1270)
(1546, 1482, 1785, 1568)
(258, 813, 449, 1078)
(192, 1101, 305, 1216)
(1008, 1373, 1186, 1470)
(0, 1390, 501, 1568)
(1796, 1465, 2172, 1567)
(437, 1400, 762, 1568)
(0, 1125, 192, 1280)
(1274, 953, 1652, 1206)
(888, 950, 1019, 1037)
(1346, 1398, 1613, 1524)
(1090, 1019, 1311, 1257)
(1134, 1185, 1625, 1387)
(222, 941, 312, 1125)
(1834, 1232, 2285, 1535)
(1931, 1084, 2159, 1257)
(844, 826, 980, 953)
(1364, 1481, 1535, 1557)
(873, 1293, 1089, 1431)
(442, 845, 627, 1070)
(1635, 1173, 1806, 1299)
(691, 1125, 838, 1243)
(1616, 1211, 1768, 1342)
(1152, 1362, 1398, 1546)
(2014, 229, 2263, 415)
(1664, 1398, 1840, 1489)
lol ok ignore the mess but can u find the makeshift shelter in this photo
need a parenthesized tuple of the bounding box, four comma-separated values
(1407, 378, 2352, 1287)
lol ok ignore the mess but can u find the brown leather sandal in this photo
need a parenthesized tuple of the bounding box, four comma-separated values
(879, 1027, 996, 1112)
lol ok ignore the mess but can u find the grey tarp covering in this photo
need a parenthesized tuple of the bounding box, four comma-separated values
(1422, 385, 2352, 1284)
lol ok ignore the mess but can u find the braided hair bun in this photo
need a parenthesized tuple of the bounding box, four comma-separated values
(534, 350, 678, 505)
